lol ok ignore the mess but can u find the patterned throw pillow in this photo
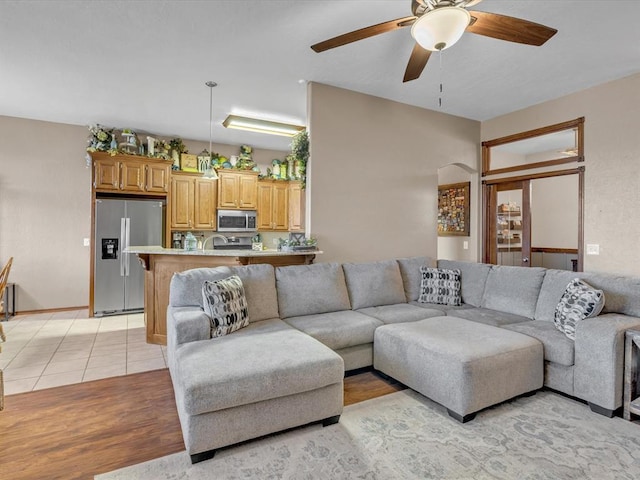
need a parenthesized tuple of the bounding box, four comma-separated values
(554, 278, 605, 340)
(202, 275, 250, 338)
(418, 267, 462, 306)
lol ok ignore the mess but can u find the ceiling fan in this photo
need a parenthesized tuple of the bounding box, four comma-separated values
(311, 0, 557, 83)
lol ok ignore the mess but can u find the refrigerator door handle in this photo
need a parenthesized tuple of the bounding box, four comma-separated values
(120, 217, 126, 277)
(124, 217, 131, 276)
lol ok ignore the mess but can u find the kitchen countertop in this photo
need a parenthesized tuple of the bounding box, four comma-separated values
(125, 246, 322, 257)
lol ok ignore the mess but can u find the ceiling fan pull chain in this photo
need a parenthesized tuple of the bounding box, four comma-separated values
(438, 49, 443, 108)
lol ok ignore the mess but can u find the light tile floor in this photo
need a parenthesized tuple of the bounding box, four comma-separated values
(0, 309, 167, 395)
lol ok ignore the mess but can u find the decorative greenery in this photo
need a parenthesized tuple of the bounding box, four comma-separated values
(290, 130, 309, 163)
(86, 124, 117, 155)
(290, 130, 309, 188)
(169, 138, 188, 154)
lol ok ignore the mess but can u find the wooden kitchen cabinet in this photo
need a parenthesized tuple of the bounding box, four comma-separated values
(170, 172, 217, 230)
(217, 170, 258, 209)
(92, 152, 170, 194)
(288, 181, 305, 232)
(257, 180, 289, 231)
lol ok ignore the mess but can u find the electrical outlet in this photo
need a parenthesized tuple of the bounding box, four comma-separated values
(463, 241, 469, 250)
(83, 238, 90, 247)
(586, 244, 600, 255)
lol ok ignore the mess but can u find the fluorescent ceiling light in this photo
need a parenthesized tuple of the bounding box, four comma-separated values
(222, 115, 305, 137)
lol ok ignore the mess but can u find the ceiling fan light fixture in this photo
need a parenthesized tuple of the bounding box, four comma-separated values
(222, 115, 305, 137)
(411, 6, 471, 51)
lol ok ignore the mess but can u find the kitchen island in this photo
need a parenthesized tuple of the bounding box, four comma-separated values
(126, 246, 320, 345)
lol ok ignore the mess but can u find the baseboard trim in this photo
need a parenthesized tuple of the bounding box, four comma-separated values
(16, 305, 88, 316)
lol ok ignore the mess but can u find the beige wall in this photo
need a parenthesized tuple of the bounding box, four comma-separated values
(481, 72, 640, 275)
(0, 116, 91, 311)
(308, 83, 480, 264)
(0, 115, 287, 312)
(437, 164, 477, 262)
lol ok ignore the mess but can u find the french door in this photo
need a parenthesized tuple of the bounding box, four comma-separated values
(483, 169, 584, 270)
(485, 180, 531, 267)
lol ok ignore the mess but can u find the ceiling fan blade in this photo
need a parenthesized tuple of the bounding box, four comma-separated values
(311, 16, 416, 53)
(403, 43, 432, 82)
(466, 11, 557, 46)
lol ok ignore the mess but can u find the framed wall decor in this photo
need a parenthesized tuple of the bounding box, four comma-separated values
(438, 182, 470, 237)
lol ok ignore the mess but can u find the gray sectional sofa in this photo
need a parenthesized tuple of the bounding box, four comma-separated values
(166, 257, 640, 463)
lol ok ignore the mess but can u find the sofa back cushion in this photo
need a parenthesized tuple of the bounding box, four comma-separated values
(169, 266, 233, 308)
(437, 260, 491, 307)
(534, 269, 581, 321)
(396, 256, 437, 302)
(230, 264, 279, 322)
(343, 260, 406, 310)
(536, 269, 640, 320)
(482, 265, 546, 319)
(580, 271, 640, 317)
(169, 264, 279, 323)
(276, 263, 351, 318)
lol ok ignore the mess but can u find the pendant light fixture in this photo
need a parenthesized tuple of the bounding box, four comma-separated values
(203, 81, 219, 180)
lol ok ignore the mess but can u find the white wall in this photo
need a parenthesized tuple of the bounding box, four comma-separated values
(308, 83, 480, 264)
(482, 72, 640, 275)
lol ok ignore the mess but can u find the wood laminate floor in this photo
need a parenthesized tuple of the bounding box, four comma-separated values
(0, 368, 405, 480)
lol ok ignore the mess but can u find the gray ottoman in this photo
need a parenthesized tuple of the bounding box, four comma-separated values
(374, 316, 543, 422)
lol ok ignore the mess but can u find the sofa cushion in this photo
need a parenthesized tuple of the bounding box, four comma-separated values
(276, 263, 351, 318)
(230, 264, 279, 322)
(418, 267, 462, 306)
(202, 275, 250, 338)
(437, 260, 491, 307)
(409, 301, 472, 314)
(503, 320, 575, 367)
(554, 279, 605, 340)
(342, 260, 406, 310)
(535, 269, 640, 320)
(581, 272, 640, 318)
(283, 310, 383, 351)
(173, 319, 343, 416)
(449, 308, 532, 327)
(170, 266, 233, 308)
(357, 303, 443, 324)
(482, 265, 546, 319)
(396, 256, 437, 302)
(534, 269, 582, 322)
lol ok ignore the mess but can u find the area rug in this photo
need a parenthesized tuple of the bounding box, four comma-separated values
(96, 389, 640, 480)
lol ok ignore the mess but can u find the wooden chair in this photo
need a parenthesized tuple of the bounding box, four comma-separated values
(0, 257, 14, 411)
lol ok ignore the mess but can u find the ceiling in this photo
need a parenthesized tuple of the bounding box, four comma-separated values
(1, 0, 639, 152)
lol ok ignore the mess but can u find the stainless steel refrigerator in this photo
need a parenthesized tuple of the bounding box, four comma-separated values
(94, 198, 164, 316)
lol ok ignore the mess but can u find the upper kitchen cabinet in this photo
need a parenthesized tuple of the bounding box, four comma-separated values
(217, 170, 258, 210)
(257, 180, 289, 231)
(170, 172, 217, 230)
(92, 152, 170, 195)
(288, 181, 305, 232)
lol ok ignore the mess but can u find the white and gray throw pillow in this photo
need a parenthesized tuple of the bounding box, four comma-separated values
(418, 267, 462, 306)
(202, 275, 250, 338)
(554, 278, 605, 340)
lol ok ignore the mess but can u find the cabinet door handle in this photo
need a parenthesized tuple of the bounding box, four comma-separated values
(119, 163, 123, 189)
(143, 165, 148, 191)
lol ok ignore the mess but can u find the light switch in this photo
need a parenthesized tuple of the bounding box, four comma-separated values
(83, 238, 90, 247)
(463, 241, 469, 250)
(586, 244, 600, 255)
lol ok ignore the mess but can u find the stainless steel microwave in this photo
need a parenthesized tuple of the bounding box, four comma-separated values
(217, 209, 257, 232)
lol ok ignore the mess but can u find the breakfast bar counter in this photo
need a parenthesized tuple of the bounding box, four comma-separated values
(126, 246, 320, 345)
